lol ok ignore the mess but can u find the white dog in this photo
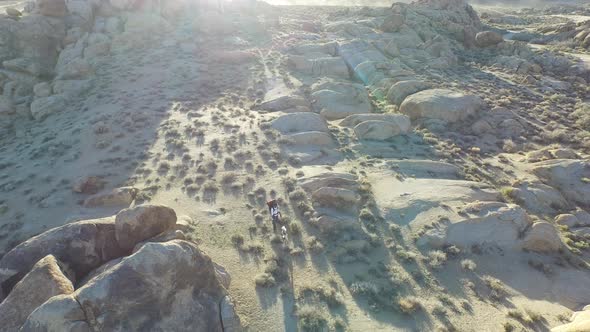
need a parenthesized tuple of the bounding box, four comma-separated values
(281, 225, 288, 242)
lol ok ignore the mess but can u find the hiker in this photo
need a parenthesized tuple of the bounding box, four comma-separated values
(267, 199, 281, 232)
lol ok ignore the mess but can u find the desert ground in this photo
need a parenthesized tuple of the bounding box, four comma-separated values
(0, 0, 590, 331)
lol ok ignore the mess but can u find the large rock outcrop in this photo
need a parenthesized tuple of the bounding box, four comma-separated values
(387, 80, 432, 106)
(310, 80, 372, 120)
(22, 240, 236, 332)
(475, 31, 504, 47)
(532, 159, 590, 206)
(400, 89, 485, 123)
(353, 115, 411, 141)
(115, 204, 177, 251)
(552, 305, 590, 332)
(83, 186, 138, 208)
(0, 255, 74, 331)
(0, 216, 126, 292)
(419, 201, 531, 250)
(271, 112, 329, 134)
(0, 204, 240, 331)
(522, 222, 563, 253)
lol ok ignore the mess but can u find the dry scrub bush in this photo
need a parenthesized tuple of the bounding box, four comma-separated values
(231, 234, 244, 247)
(573, 103, 590, 130)
(428, 250, 447, 269)
(220, 172, 238, 185)
(307, 236, 324, 253)
(289, 189, 307, 201)
(461, 259, 477, 271)
(398, 296, 421, 314)
(296, 305, 328, 332)
(203, 181, 219, 193)
(299, 283, 344, 308)
(255, 273, 276, 287)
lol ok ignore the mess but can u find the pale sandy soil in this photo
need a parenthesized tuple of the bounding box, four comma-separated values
(1, 3, 590, 332)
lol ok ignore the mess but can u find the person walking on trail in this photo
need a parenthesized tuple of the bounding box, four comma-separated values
(267, 199, 281, 232)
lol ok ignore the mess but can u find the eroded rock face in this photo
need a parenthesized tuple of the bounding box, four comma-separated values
(283, 131, 334, 146)
(22, 240, 230, 332)
(532, 159, 590, 206)
(0, 217, 126, 291)
(509, 182, 569, 215)
(115, 204, 177, 251)
(475, 31, 504, 47)
(258, 95, 310, 113)
(30, 94, 67, 121)
(522, 222, 562, 253)
(220, 296, 242, 332)
(300, 173, 359, 193)
(419, 201, 531, 249)
(72, 176, 106, 194)
(400, 89, 485, 122)
(311, 80, 371, 120)
(315, 215, 358, 234)
(387, 80, 432, 106)
(552, 305, 590, 332)
(83, 186, 138, 208)
(312, 187, 359, 212)
(289, 41, 338, 58)
(354, 116, 411, 140)
(287, 55, 350, 79)
(0, 255, 74, 331)
(37, 0, 67, 17)
(271, 112, 329, 134)
(381, 14, 405, 33)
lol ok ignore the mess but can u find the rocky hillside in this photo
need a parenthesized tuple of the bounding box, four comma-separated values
(0, 0, 590, 331)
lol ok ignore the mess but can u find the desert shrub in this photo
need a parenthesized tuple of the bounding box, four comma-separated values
(210, 138, 220, 151)
(524, 309, 543, 324)
(445, 245, 461, 257)
(307, 236, 324, 253)
(432, 305, 447, 318)
(220, 172, 238, 185)
(389, 224, 401, 234)
(573, 103, 590, 130)
(503, 322, 515, 332)
(283, 177, 297, 192)
(461, 259, 477, 271)
(231, 234, 244, 247)
(246, 241, 264, 254)
(300, 284, 344, 308)
(483, 276, 508, 301)
(500, 187, 518, 203)
(255, 273, 276, 287)
(333, 317, 346, 331)
(203, 181, 219, 193)
(395, 247, 417, 262)
(349, 281, 379, 297)
(296, 201, 313, 215)
(297, 305, 328, 332)
(270, 234, 282, 244)
(398, 296, 421, 314)
(290, 222, 302, 236)
(428, 250, 447, 269)
(359, 208, 375, 222)
(290, 247, 305, 256)
(254, 213, 264, 222)
(507, 309, 534, 325)
(289, 189, 307, 201)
